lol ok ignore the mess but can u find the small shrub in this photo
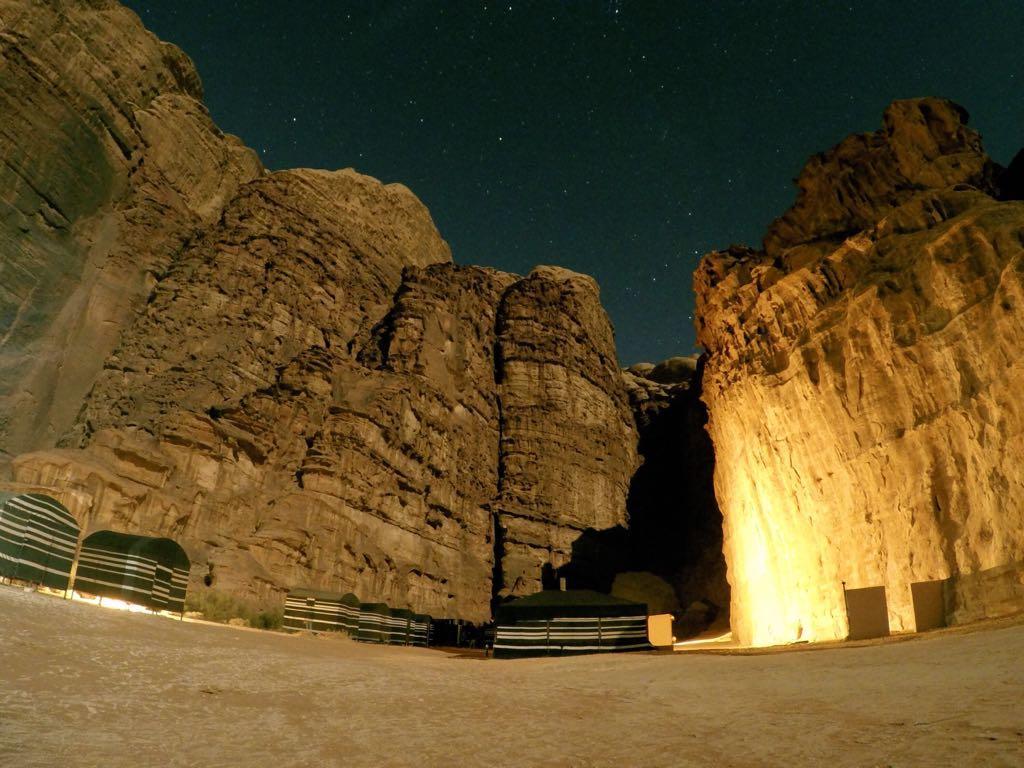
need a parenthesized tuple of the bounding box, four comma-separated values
(251, 608, 284, 630)
(184, 588, 283, 630)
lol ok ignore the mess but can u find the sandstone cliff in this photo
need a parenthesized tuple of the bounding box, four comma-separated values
(494, 267, 638, 598)
(696, 98, 1024, 645)
(14, 260, 636, 622)
(0, 0, 263, 461)
(2, 0, 642, 621)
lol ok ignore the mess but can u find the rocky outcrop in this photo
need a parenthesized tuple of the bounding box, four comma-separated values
(0, 0, 263, 462)
(11, 165, 464, 611)
(3, 1, 640, 622)
(64, 167, 451, 446)
(493, 267, 639, 598)
(696, 98, 1024, 645)
(15, 260, 636, 621)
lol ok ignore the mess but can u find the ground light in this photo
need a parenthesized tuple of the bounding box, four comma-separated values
(71, 591, 155, 614)
(68, 589, 182, 619)
(673, 630, 734, 651)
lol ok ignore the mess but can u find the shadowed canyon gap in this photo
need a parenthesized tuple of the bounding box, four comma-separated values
(4, 1, 1024, 640)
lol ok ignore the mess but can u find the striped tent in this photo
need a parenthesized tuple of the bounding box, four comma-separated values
(355, 602, 393, 644)
(283, 589, 360, 633)
(74, 531, 190, 613)
(409, 613, 431, 647)
(387, 607, 416, 645)
(0, 492, 80, 590)
(493, 589, 651, 659)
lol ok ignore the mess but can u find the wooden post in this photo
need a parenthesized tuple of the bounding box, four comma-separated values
(37, 523, 54, 593)
(65, 532, 85, 600)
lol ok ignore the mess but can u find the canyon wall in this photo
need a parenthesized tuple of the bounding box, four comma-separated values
(494, 267, 638, 598)
(0, 0, 263, 461)
(1, 1, 639, 621)
(696, 98, 1024, 645)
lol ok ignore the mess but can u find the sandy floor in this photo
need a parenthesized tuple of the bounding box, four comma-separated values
(1, 587, 1022, 767)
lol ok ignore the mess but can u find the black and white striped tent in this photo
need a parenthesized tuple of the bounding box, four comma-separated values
(387, 608, 416, 645)
(0, 492, 80, 591)
(283, 589, 360, 633)
(73, 530, 190, 613)
(409, 613, 431, 647)
(354, 604, 432, 646)
(493, 589, 651, 659)
(355, 602, 393, 644)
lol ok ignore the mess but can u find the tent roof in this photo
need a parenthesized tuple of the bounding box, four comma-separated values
(496, 589, 648, 621)
(289, 588, 360, 605)
(0, 492, 78, 529)
(83, 530, 189, 569)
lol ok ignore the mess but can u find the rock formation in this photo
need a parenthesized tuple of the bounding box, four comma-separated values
(0, 0, 263, 461)
(696, 98, 1024, 645)
(550, 355, 728, 633)
(494, 267, 638, 598)
(1, 0, 641, 621)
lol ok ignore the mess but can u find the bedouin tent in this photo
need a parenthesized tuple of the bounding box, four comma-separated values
(409, 613, 431, 647)
(283, 589, 360, 633)
(73, 530, 190, 613)
(0, 493, 80, 590)
(493, 589, 651, 659)
(355, 602, 393, 644)
(387, 607, 416, 645)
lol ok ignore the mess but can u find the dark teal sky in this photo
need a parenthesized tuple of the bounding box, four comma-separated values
(125, 1, 1023, 365)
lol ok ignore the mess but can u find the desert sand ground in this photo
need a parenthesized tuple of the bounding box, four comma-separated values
(1, 587, 1022, 768)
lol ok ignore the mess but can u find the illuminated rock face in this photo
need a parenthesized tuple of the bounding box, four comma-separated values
(3, 1, 639, 621)
(696, 98, 1024, 645)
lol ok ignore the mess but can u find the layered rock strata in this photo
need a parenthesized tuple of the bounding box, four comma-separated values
(493, 267, 638, 598)
(15, 259, 635, 621)
(696, 98, 1024, 645)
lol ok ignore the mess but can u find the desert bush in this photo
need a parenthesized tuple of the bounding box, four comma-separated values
(251, 607, 284, 630)
(184, 588, 283, 630)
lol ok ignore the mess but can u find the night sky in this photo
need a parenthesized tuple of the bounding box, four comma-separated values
(125, 1, 1023, 365)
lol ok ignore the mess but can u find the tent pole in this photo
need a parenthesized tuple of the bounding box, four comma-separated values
(12, 502, 29, 586)
(65, 531, 85, 600)
(39, 519, 54, 593)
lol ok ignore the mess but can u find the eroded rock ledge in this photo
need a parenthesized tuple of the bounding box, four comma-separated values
(696, 98, 1024, 645)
